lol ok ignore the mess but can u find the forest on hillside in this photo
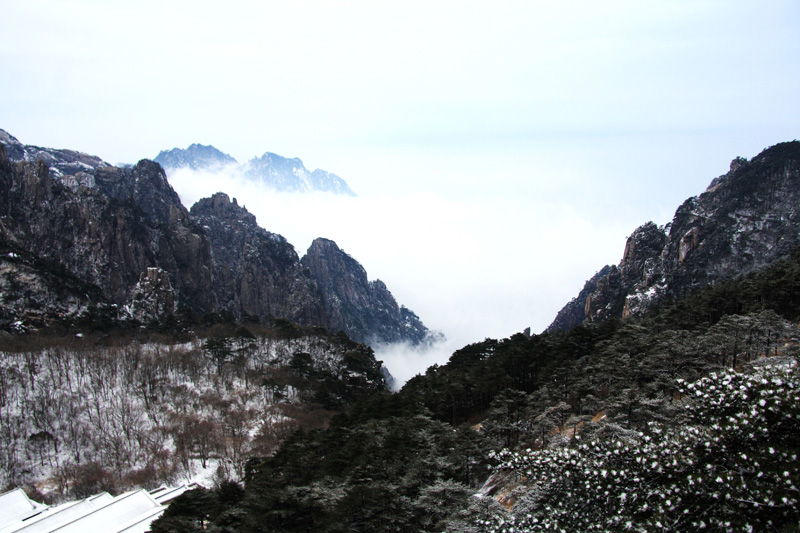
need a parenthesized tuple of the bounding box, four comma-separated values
(0, 323, 384, 501)
(3, 245, 799, 531)
(143, 248, 800, 532)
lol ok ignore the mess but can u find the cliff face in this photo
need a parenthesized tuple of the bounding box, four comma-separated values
(547, 141, 800, 331)
(301, 238, 432, 345)
(0, 140, 214, 326)
(189, 193, 326, 326)
(546, 265, 613, 333)
(0, 130, 430, 345)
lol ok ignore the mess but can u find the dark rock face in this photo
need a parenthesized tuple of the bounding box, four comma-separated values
(129, 267, 175, 322)
(0, 235, 106, 331)
(547, 141, 800, 331)
(189, 193, 326, 326)
(301, 238, 432, 345)
(0, 141, 215, 319)
(0, 130, 428, 345)
(545, 265, 612, 333)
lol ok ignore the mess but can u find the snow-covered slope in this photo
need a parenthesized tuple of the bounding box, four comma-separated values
(0, 330, 385, 499)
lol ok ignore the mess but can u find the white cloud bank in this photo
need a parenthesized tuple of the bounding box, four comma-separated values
(167, 164, 638, 386)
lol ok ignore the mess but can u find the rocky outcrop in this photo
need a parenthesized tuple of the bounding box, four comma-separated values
(0, 140, 215, 317)
(547, 141, 800, 331)
(546, 266, 613, 333)
(301, 238, 432, 345)
(128, 267, 175, 323)
(0, 130, 429, 345)
(189, 193, 326, 326)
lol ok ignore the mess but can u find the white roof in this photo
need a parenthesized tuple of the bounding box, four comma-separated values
(111, 506, 165, 533)
(150, 483, 202, 505)
(0, 489, 166, 533)
(1, 493, 114, 533)
(0, 489, 49, 530)
(45, 490, 162, 533)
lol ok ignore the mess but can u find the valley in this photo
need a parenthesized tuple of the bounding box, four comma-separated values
(1, 133, 799, 531)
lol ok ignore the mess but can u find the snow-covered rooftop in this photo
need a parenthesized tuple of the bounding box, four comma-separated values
(0, 489, 49, 530)
(0, 484, 199, 533)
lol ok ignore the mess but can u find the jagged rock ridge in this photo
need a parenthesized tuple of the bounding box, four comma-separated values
(546, 265, 612, 333)
(189, 192, 326, 326)
(0, 129, 426, 345)
(301, 238, 432, 345)
(154, 144, 356, 196)
(0, 136, 215, 328)
(154, 143, 237, 170)
(0, 129, 109, 181)
(244, 152, 355, 196)
(547, 141, 800, 332)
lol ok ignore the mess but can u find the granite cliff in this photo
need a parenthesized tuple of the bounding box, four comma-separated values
(189, 192, 326, 326)
(0, 136, 215, 328)
(0, 130, 428, 345)
(301, 238, 432, 345)
(548, 141, 800, 331)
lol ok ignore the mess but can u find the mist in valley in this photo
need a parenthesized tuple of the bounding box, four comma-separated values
(165, 154, 655, 386)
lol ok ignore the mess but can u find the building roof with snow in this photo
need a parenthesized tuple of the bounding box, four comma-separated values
(0, 483, 200, 533)
(0, 489, 49, 531)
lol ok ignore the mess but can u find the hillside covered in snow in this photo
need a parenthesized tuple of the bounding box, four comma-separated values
(0, 324, 385, 500)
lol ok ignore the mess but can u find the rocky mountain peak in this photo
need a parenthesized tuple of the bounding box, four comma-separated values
(155, 143, 356, 196)
(0, 128, 109, 180)
(301, 238, 433, 345)
(93, 159, 185, 225)
(1, 129, 431, 346)
(190, 192, 257, 227)
(303, 238, 370, 297)
(154, 143, 237, 170)
(244, 152, 356, 196)
(547, 140, 800, 331)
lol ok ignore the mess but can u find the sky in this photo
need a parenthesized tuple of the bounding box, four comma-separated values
(2, 1, 799, 384)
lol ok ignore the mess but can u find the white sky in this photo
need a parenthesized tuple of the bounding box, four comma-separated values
(2, 1, 799, 383)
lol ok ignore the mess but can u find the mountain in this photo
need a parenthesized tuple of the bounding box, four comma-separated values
(188, 192, 326, 326)
(547, 140, 800, 332)
(0, 129, 425, 345)
(244, 152, 355, 196)
(0, 128, 109, 179)
(302, 238, 433, 345)
(154, 144, 356, 196)
(5, 132, 799, 531)
(0, 132, 216, 330)
(154, 143, 237, 170)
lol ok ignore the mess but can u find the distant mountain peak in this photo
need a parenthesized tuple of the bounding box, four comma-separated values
(155, 144, 356, 196)
(154, 144, 237, 171)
